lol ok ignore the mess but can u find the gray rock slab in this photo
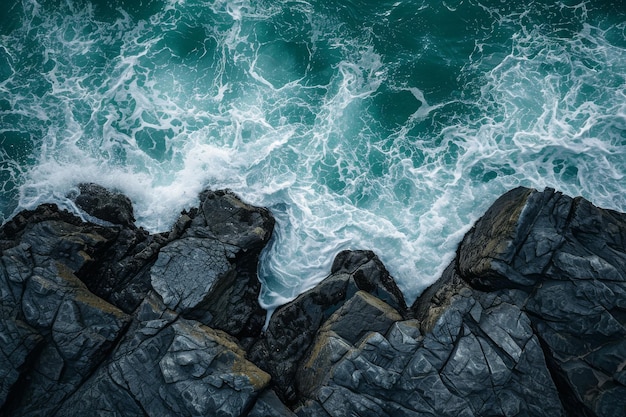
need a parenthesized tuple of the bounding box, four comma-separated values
(58, 293, 270, 417)
(151, 237, 233, 312)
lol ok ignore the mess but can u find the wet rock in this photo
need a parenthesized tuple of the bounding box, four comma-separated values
(77, 225, 167, 313)
(0, 187, 275, 416)
(0, 260, 130, 416)
(56, 292, 270, 417)
(247, 389, 297, 417)
(296, 291, 402, 399)
(248, 250, 406, 404)
(0, 199, 159, 315)
(3, 184, 626, 417)
(295, 285, 563, 417)
(151, 189, 274, 338)
(0, 205, 131, 416)
(71, 182, 136, 227)
(330, 250, 407, 313)
(0, 318, 43, 407)
(456, 187, 626, 416)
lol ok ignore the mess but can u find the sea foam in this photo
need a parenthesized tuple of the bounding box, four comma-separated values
(1, 0, 625, 309)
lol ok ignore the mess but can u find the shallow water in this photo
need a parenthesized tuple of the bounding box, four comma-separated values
(1, 0, 625, 308)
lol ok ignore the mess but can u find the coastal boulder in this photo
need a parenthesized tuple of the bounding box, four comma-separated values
(456, 187, 626, 416)
(56, 292, 271, 417)
(150, 189, 274, 339)
(295, 268, 563, 417)
(0, 187, 276, 416)
(0, 203, 132, 415)
(248, 250, 406, 404)
(71, 182, 136, 228)
(0, 258, 130, 416)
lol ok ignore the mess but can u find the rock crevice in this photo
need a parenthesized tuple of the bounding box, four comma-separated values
(1, 184, 625, 416)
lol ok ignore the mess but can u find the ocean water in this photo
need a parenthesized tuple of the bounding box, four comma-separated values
(1, 0, 625, 309)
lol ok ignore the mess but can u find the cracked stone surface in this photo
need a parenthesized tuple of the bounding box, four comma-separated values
(56, 293, 270, 417)
(0, 187, 275, 416)
(456, 187, 626, 416)
(294, 287, 562, 417)
(248, 250, 407, 405)
(71, 183, 136, 228)
(150, 237, 233, 312)
(2, 185, 626, 417)
(0, 253, 130, 416)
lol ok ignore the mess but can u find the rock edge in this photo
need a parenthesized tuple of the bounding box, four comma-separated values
(1, 184, 625, 417)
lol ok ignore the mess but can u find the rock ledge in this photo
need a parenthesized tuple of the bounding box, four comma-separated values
(1, 185, 625, 417)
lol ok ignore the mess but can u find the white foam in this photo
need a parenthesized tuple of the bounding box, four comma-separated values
(4, 0, 626, 312)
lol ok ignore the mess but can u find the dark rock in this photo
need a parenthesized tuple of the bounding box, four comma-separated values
(0, 204, 117, 273)
(296, 291, 402, 399)
(151, 189, 274, 339)
(71, 182, 136, 227)
(331, 250, 407, 313)
(3, 183, 626, 417)
(0, 260, 130, 416)
(151, 236, 233, 311)
(77, 225, 167, 313)
(456, 187, 626, 417)
(248, 249, 406, 405)
(0, 318, 43, 406)
(56, 292, 270, 417)
(412, 261, 467, 333)
(0, 187, 275, 416)
(248, 389, 297, 417)
(295, 284, 563, 417)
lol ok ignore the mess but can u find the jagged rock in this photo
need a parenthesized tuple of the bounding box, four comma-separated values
(71, 182, 136, 227)
(56, 292, 271, 417)
(0, 206, 131, 416)
(296, 286, 563, 417)
(0, 260, 130, 416)
(0, 200, 157, 315)
(150, 189, 274, 339)
(3, 184, 626, 417)
(77, 225, 168, 313)
(248, 250, 406, 404)
(296, 291, 402, 399)
(456, 187, 626, 416)
(0, 318, 43, 406)
(0, 187, 275, 416)
(151, 236, 233, 310)
(0, 204, 117, 273)
(330, 250, 407, 313)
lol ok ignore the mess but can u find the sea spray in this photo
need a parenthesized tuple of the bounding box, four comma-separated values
(1, 0, 625, 309)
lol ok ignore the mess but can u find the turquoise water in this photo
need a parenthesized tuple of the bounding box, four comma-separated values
(1, 0, 625, 308)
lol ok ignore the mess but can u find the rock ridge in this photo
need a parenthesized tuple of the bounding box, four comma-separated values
(0, 184, 624, 416)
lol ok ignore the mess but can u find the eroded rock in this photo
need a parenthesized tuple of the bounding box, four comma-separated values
(151, 189, 274, 339)
(295, 285, 563, 417)
(71, 183, 136, 228)
(248, 250, 406, 404)
(2, 184, 626, 417)
(456, 187, 626, 416)
(56, 292, 271, 417)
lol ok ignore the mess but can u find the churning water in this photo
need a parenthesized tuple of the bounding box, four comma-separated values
(1, 0, 625, 309)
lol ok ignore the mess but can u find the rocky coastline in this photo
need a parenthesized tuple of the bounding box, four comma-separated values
(1, 184, 625, 416)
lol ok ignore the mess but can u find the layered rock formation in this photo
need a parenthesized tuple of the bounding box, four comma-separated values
(1, 185, 625, 416)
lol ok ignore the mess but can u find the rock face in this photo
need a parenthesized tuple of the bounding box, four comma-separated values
(456, 187, 626, 416)
(55, 292, 270, 417)
(0, 185, 275, 417)
(71, 183, 136, 228)
(248, 249, 406, 405)
(1, 185, 625, 417)
(151, 189, 275, 340)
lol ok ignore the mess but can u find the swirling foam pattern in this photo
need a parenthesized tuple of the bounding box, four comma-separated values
(1, 0, 625, 308)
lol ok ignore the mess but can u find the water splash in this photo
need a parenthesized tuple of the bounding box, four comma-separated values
(1, 0, 625, 309)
